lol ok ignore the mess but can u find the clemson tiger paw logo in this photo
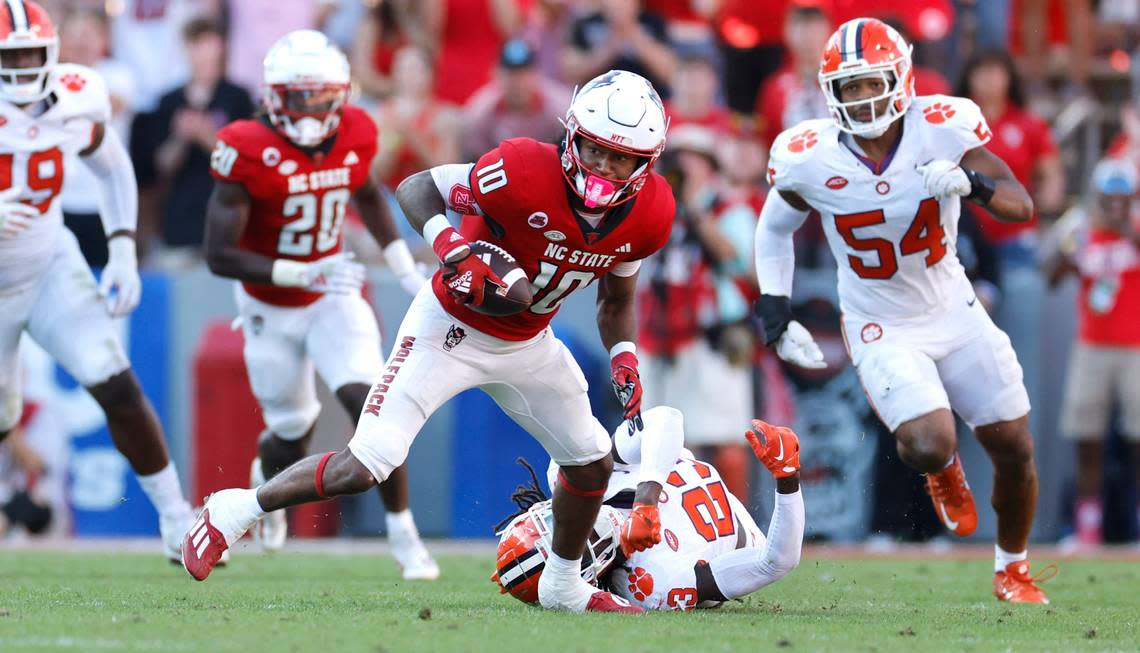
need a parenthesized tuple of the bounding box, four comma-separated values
(787, 128, 818, 153)
(627, 567, 654, 602)
(923, 102, 956, 124)
(59, 73, 86, 92)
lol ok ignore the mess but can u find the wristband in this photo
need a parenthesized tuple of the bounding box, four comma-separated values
(271, 259, 312, 287)
(382, 239, 417, 277)
(754, 294, 792, 346)
(424, 213, 469, 263)
(609, 341, 637, 359)
(963, 167, 996, 206)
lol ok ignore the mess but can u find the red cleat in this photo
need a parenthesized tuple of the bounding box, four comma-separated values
(585, 591, 645, 614)
(182, 508, 230, 581)
(994, 561, 1056, 604)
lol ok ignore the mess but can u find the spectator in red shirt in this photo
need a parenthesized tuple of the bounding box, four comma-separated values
(350, 0, 418, 102)
(715, 0, 788, 114)
(754, 2, 831, 146)
(1043, 158, 1140, 547)
(422, 0, 522, 105)
(665, 53, 732, 136)
(957, 49, 1066, 440)
(461, 39, 571, 160)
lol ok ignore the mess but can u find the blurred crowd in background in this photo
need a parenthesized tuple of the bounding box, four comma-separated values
(3, 0, 1139, 548)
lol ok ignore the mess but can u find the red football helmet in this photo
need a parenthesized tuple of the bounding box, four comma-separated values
(818, 17, 914, 138)
(0, 0, 58, 104)
(491, 499, 623, 604)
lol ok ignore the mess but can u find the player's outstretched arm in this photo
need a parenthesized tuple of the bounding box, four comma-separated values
(618, 407, 685, 556)
(354, 177, 426, 294)
(79, 123, 142, 317)
(203, 181, 274, 284)
(958, 146, 1034, 223)
(394, 170, 448, 236)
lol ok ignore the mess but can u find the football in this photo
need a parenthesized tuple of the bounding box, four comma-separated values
(466, 240, 533, 316)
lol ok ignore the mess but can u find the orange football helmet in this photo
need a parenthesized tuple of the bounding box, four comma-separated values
(491, 499, 623, 604)
(818, 17, 914, 138)
(0, 0, 58, 104)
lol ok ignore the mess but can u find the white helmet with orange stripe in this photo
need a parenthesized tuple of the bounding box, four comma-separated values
(818, 17, 914, 138)
(0, 0, 57, 104)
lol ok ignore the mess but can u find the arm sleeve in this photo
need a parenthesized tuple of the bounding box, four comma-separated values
(754, 190, 809, 297)
(707, 489, 804, 599)
(609, 260, 641, 277)
(429, 163, 480, 220)
(79, 126, 138, 236)
(614, 406, 685, 488)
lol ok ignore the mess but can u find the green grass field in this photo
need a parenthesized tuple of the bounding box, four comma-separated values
(0, 549, 1136, 653)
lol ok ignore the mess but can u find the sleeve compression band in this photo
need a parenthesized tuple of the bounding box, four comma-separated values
(80, 126, 138, 237)
(707, 489, 805, 599)
(753, 190, 810, 298)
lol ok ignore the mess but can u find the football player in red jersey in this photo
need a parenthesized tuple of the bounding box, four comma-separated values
(200, 30, 437, 579)
(184, 71, 674, 613)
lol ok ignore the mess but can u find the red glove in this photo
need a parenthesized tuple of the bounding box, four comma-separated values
(610, 349, 643, 429)
(620, 502, 661, 557)
(431, 223, 505, 306)
(745, 419, 800, 479)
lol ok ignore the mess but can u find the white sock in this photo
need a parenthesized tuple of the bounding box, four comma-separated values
(539, 551, 592, 611)
(386, 509, 417, 536)
(239, 488, 267, 523)
(137, 463, 189, 517)
(995, 545, 1028, 573)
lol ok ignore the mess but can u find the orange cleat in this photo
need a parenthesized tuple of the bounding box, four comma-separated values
(924, 453, 978, 536)
(994, 561, 1056, 604)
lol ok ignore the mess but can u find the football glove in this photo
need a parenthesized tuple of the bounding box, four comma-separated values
(745, 419, 800, 479)
(0, 186, 39, 239)
(441, 251, 505, 306)
(620, 502, 661, 557)
(917, 160, 971, 200)
(99, 237, 141, 317)
(610, 350, 643, 432)
(308, 252, 367, 295)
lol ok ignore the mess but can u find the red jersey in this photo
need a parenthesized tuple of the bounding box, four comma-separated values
(434, 138, 675, 341)
(976, 105, 1057, 243)
(1076, 229, 1140, 347)
(210, 105, 379, 307)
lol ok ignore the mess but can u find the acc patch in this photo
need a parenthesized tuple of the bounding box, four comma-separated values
(543, 230, 566, 242)
(826, 176, 848, 190)
(664, 529, 679, 552)
(278, 160, 298, 175)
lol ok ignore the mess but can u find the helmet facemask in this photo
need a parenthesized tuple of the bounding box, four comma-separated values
(0, 40, 56, 104)
(264, 82, 348, 147)
(560, 117, 658, 210)
(820, 55, 913, 139)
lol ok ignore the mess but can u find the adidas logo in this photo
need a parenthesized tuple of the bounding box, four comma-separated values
(447, 270, 473, 293)
(615, 243, 631, 253)
(189, 513, 212, 559)
(344, 150, 359, 165)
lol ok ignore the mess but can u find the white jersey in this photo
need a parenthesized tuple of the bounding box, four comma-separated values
(768, 95, 992, 321)
(0, 64, 111, 289)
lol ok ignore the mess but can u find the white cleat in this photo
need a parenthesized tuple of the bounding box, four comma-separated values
(159, 502, 194, 564)
(389, 525, 440, 580)
(250, 457, 287, 552)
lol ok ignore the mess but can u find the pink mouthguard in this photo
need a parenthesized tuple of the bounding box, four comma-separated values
(583, 175, 617, 208)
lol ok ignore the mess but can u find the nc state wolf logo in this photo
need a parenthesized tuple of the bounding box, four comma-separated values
(443, 324, 467, 351)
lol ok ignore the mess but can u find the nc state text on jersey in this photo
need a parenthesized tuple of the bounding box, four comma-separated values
(287, 166, 352, 194)
(543, 243, 617, 269)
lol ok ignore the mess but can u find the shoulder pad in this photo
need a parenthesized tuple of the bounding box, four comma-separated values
(913, 95, 992, 150)
(767, 118, 834, 190)
(49, 63, 111, 124)
(211, 120, 272, 183)
(470, 138, 559, 218)
(339, 104, 378, 146)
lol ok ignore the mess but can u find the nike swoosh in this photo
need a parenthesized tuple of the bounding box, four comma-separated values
(774, 431, 785, 462)
(967, 296, 977, 307)
(938, 501, 959, 531)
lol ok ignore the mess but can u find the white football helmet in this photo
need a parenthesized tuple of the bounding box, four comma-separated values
(561, 70, 668, 209)
(263, 29, 350, 147)
(818, 18, 915, 139)
(0, 1, 58, 104)
(492, 499, 623, 604)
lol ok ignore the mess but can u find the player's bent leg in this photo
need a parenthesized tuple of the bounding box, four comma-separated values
(250, 427, 314, 553)
(896, 409, 978, 536)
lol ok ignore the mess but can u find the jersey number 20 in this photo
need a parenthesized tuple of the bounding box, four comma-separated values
(279, 189, 350, 256)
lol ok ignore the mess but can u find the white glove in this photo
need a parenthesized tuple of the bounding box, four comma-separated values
(99, 237, 141, 317)
(398, 262, 430, 296)
(307, 252, 366, 295)
(917, 160, 971, 200)
(775, 320, 826, 369)
(0, 186, 39, 239)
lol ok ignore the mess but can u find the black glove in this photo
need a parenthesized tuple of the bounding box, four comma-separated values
(754, 294, 793, 346)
